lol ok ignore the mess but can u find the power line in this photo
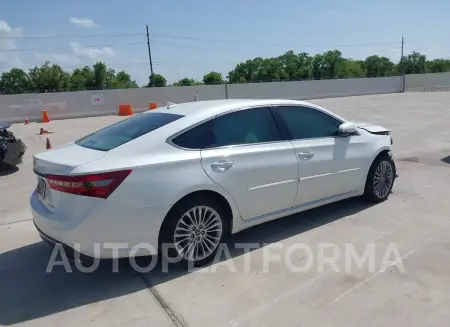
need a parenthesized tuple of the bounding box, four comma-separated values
(0, 39, 401, 54)
(0, 62, 207, 73)
(152, 41, 240, 52)
(0, 41, 147, 52)
(149, 40, 402, 55)
(0, 29, 400, 49)
(0, 33, 145, 40)
(151, 32, 401, 49)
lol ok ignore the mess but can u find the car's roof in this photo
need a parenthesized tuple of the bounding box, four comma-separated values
(107, 98, 347, 156)
(149, 98, 326, 119)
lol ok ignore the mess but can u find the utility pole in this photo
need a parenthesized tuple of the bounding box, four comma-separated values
(400, 36, 405, 93)
(146, 25, 154, 87)
(400, 36, 404, 61)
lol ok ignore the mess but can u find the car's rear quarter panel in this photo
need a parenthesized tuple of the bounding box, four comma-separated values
(70, 141, 242, 223)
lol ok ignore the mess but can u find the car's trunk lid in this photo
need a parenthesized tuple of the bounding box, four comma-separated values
(33, 143, 107, 212)
(33, 142, 107, 175)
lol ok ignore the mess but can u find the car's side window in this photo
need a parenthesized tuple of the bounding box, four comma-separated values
(171, 107, 282, 149)
(272, 106, 342, 140)
(208, 107, 282, 148)
(171, 119, 215, 149)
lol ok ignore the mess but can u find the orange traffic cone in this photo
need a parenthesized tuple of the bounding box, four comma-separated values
(46, 138, 52, 150)
(39, 127, 53, 135)
(24, 116, 29, 125)
(149, 102, 157, 110)
(41, 110, 51, 123)
(118, 104, 133, 116)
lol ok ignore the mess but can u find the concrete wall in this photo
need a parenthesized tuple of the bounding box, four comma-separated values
(405, 72, 450, 92)
(0, 85, 226, 123)
(1, 72, 449, 123)
(227, 76, 402, 100)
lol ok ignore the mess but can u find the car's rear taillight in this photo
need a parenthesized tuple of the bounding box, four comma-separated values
(46, 169, 132, 199)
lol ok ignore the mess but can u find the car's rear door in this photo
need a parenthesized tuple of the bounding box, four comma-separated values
(200, 107, 299, 220)
(271, 105, 367, 206)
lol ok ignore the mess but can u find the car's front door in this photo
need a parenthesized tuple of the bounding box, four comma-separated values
(271, 105, 367, 206)
(200, 107, 299, 220)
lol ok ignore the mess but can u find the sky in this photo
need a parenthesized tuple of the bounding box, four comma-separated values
(0, 0, 449, 86)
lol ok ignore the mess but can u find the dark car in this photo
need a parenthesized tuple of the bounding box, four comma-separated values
(0, 122, 26, 166)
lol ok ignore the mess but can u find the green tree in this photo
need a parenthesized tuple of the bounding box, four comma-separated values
(0, 68, 30, 94)
(105, 68, 118, 89)
(397, 52, 427, 74)
(340, 60, 365, 78)
(364, 56, 394, 77)
(293, 52, 313, 80)
(255, 58, 289, 82)
(93, 61, 108, 89)
(311, 50, 345, 80)
(105, 69, 138, 89)
(2, 48, 450, 95)
(80, 66, 95, 89)
(311, 53, 326, 80)
(173, 78, 197, 86)
(60, 71, 71, 91)
(203, 71, 224, 85)
(28, 61, 68, 92)
(69, 68, 88, 91)
(426, 59, 450, 73)
(115, 71, 138, 88)
(148, 73, 167, 87)
(278, 50, 300, 80)
(227, 58, 264, 83)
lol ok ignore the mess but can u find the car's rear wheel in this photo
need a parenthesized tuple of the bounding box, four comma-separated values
(363, 152, 396, 202)
(159, 197, 228, 268)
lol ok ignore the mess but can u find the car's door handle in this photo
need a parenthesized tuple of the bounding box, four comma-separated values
(298, 151, 314, 160)
(211, 160, 234, 172)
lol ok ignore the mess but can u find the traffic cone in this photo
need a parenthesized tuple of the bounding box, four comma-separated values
(24, 117, 29, 125)
(149, 102, 157, 110)
(41, 110, 51, 123)
(118, 104, 133, 116)
(46, 138, 52, 150)
(39, 127, 53, 135)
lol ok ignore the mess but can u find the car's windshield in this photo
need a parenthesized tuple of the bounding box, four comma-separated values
(75, 112, 184, 151)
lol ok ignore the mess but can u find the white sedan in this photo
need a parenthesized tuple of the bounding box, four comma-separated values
(31, 99, 396, 267)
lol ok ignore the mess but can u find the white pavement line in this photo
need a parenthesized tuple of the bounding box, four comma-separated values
(329, 249, 415, 304)
(227, 272, 331, 327)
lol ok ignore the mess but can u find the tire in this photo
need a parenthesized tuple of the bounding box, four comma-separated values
(159, 196, 229, 269)
(363, 152, 397, 202)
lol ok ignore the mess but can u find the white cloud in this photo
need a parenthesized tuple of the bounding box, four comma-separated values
(69, 17, 97, 28)
(70, 41, 115, 59)
(0, 20, 22, 51)
(0, 54, 25, 72)
(0, 20, 25, 72)
(34, 52, 81, 67)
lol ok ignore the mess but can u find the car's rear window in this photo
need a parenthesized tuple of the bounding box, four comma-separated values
(75, 112, 184, 151)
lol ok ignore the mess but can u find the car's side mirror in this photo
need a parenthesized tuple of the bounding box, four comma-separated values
(337, 122, 357, 136)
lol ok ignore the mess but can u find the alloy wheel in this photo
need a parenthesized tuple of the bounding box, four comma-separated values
(173, 206, 223, 262)
(373, 161, 394, 199)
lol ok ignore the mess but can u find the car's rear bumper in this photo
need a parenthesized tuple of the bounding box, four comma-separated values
(35, 221, 95, 263)
(30, 191, 171, 259)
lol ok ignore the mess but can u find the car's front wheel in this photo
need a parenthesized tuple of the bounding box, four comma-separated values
(363, 152, 396, 202)
(159, 197, 228, 268)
